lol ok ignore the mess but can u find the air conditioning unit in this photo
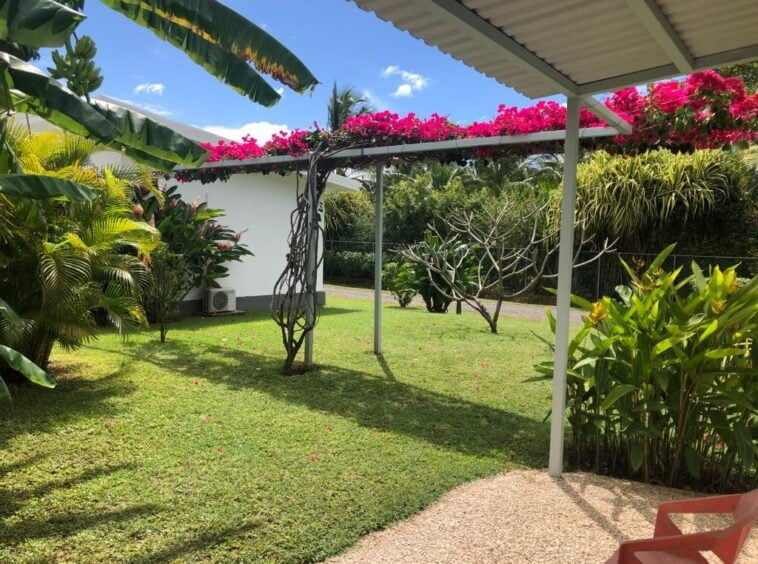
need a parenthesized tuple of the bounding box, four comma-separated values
(204, 287, 236, 314)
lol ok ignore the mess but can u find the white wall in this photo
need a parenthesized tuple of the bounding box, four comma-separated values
(176, 172, 355, 303)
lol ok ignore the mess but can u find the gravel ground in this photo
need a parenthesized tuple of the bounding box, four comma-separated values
(328, 470, 757, 564)
(325, 284, 584, 324)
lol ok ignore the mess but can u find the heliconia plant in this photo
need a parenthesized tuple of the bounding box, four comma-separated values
(181, 69, 758, 184)
(532, 245, 757, 492)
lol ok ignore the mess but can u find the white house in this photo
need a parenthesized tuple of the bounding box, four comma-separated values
(19, 97, 359, 315)
(176, 171, 358, 314)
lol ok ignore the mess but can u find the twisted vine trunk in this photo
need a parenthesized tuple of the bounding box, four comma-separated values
(271, 145, 332, 374)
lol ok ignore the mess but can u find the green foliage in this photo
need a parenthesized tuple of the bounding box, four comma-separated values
(383, 259, 417, 307)
(323, 250, 374, 281)
(141, 246, 193, 342)
(535, 246, 758, 491)
(0, 130, 159, 368)
(133, 184, 252, 288)
(323, 190, 373, 239)
(384, 173, 488, 245)
(0, 298, 55, 400)
(406, 234, 454, 314)
(719, 61, 758, 92)
(557, 149, 757, 257)
(327, 82, 372, 131)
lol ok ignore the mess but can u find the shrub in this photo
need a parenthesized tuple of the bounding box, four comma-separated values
(383, 260, 417, 307)
(142, 246, 193, 342)
(133, 185, 252, 288)
(535, 245, 757, 492)
(324, 250, 375, 281)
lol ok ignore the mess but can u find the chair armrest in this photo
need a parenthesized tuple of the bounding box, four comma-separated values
(617, 531, 718, 562)
(655, 494, 742, 537)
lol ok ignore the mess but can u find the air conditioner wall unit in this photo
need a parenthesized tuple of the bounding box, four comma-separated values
(204, 287, 236, 314)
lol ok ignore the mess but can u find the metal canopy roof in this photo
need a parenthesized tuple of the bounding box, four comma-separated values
(352, 0, 758, 98)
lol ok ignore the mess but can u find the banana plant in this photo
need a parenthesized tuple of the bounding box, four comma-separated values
(0, 298, 56, 400)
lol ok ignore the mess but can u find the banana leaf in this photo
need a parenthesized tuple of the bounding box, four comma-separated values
(99, 0, 318, 99)
(89, 98, 209, 168)
(0, 173, 95, 200)
(0, 344, 56, 400)
(2, 52, 119, 140)
(0, 0, 84, 48)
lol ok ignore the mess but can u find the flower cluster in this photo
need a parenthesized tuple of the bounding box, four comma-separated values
(181, 70, 757, 183)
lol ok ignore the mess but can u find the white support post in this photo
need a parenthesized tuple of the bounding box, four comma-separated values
(374, 163, 384, 354)
(304, 173, 317, 367)
(548, 96, 580, 478)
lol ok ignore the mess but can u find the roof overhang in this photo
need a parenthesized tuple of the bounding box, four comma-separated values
(352, 0, 758, 99)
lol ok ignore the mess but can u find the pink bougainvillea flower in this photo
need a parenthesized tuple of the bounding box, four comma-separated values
(105, 418, 117, 427)
(182, 70, 757, 185)
(308, 454, 318, 462)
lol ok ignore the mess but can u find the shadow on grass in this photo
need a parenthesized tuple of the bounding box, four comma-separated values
(134, 522, 263, 563)
(0, 459, 157, 545)
(0, 362, 137, 449)
(96, 339, 549, 466)
(165, 305, 362, 333)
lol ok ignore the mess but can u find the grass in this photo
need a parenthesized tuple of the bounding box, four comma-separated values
(1, 297, 555, 562)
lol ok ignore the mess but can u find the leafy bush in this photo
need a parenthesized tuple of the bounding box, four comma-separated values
(142, 246, 193, 342)
(133, 185, 252, 288)
(383, 260, 417, 307)
(324, 250, 375, 281)
(555, 149, 757, 258)
(535, 245, 757, 491)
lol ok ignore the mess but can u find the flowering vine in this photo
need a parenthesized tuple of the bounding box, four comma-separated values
(177, 70, 757, 183)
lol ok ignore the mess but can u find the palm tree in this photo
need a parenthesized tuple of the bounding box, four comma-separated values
(0, 128, 160, 370)
(327, 82, 373, 131)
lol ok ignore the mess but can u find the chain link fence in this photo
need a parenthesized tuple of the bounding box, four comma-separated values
(325, 239, 757, 302)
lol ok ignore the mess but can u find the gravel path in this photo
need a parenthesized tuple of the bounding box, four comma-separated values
(325, 284, 584, 324)
(328, 470, 757, 564)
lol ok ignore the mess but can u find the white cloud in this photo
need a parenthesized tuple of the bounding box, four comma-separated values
(380, 65, 429, 98)
(275, 87, 285, 97)
(202, 121, 289, 142)
(390, 84, 413, 98)
(134, 82, 165, 96)
(381, 65, 400, 77)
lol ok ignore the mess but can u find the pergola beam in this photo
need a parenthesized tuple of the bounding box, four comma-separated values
(623, 0, 694, 73)
(577, 44, 758, 95)
(580, 96, 632, 135)
(176, 127, 622, 173)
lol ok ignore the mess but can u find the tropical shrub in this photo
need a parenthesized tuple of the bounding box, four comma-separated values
(535, 246, 757, 491)
(142, 246, 193, 342)
(383, 260, 417, 307)
(406, 235, 454, 314)
(556, 149, 757, 258)
(133, 185, 252, 288)
(0, 130, 160, 369)
(323, 250, 375, 281)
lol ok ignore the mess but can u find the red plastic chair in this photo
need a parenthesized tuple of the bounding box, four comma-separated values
(606, 489, 758, 563)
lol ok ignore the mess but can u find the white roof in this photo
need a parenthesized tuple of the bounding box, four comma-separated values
(352, 0, 758, 98)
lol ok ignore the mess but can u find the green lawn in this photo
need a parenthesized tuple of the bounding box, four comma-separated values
(1, 297, 554, 562)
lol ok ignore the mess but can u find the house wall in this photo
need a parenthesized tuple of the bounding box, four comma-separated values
(175, 172, 327, 314)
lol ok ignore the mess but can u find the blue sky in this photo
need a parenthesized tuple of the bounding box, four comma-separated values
(40, 0, 558, 141)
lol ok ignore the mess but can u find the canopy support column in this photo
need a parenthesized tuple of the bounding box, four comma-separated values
(548, 96, 580, 477)
(374, 163, 384, 354)
(304, 171, 318, 368)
